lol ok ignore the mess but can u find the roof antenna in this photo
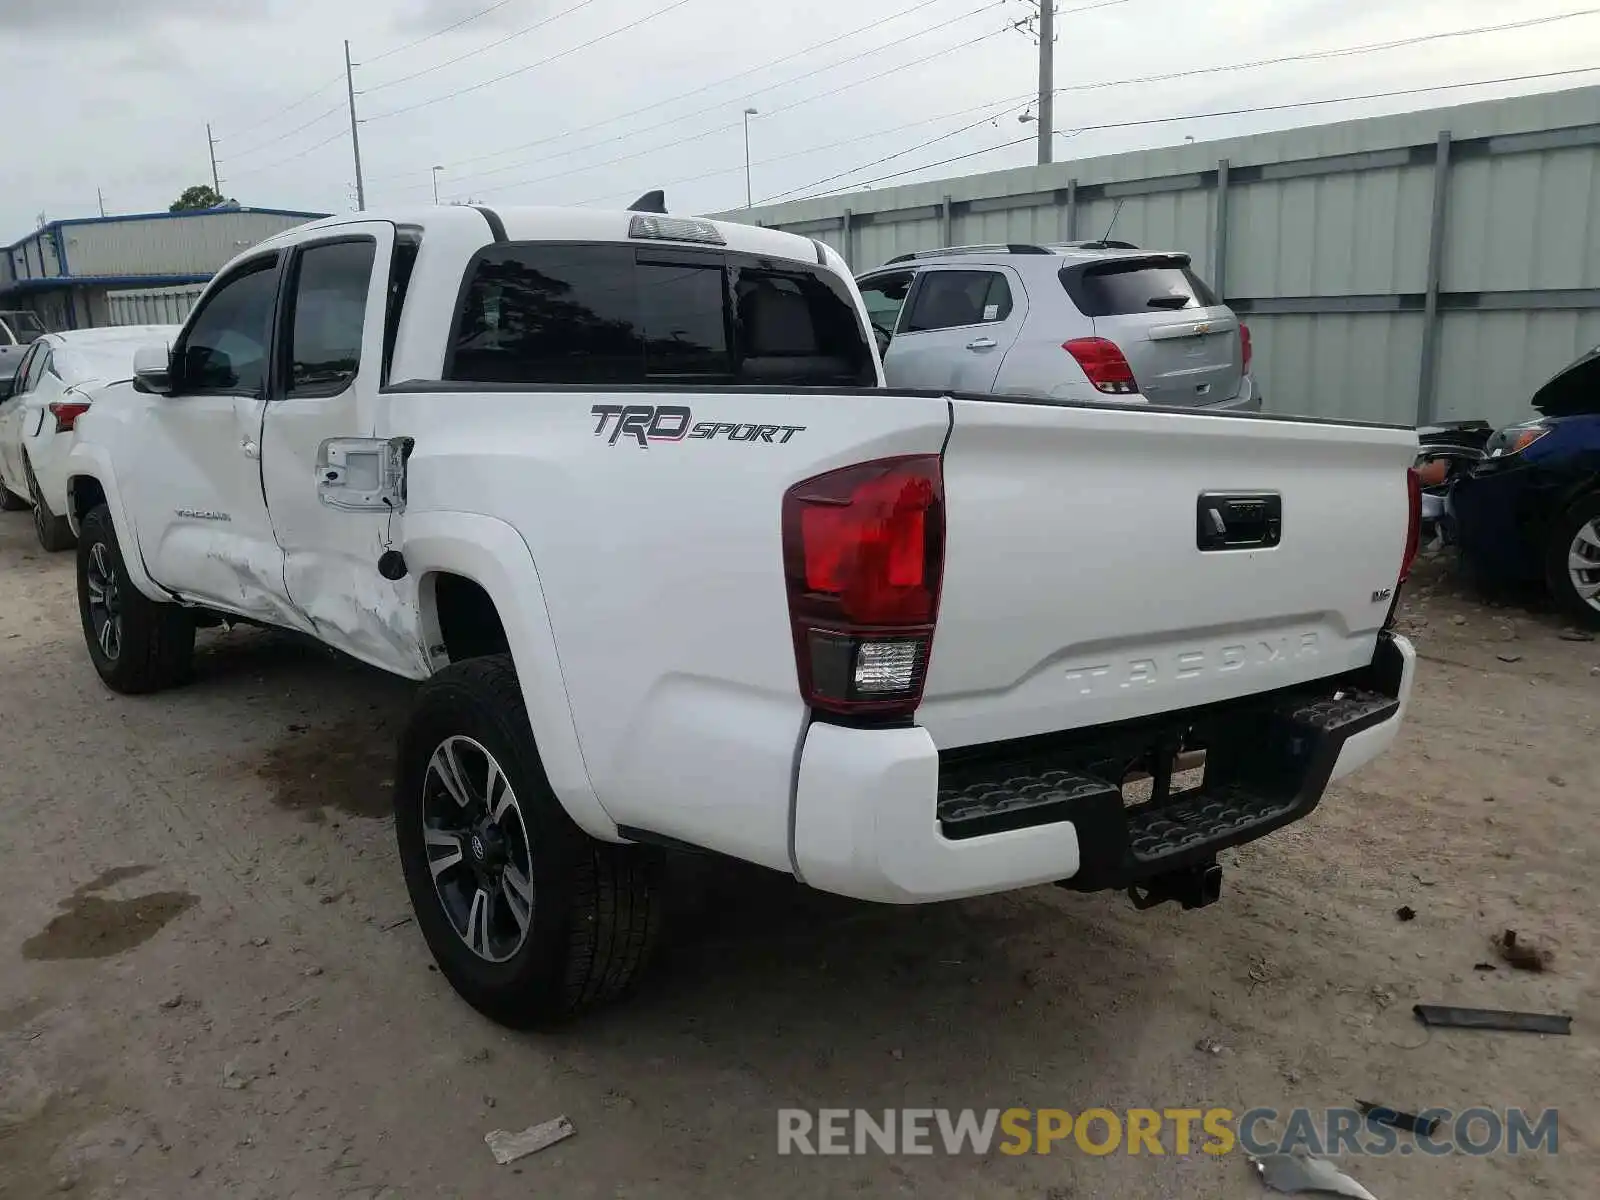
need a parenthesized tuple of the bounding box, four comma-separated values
(628, 190, 666, 214)
(1094, 198, 1126, 248)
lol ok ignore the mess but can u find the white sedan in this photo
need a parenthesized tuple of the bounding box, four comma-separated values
(0, 325, 179, 550)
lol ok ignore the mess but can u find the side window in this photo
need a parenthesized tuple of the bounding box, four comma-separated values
(858, 271, 914, 334)
(449, 245, 641, 384)
(286, 239, 376, 396)
(178, 255, 280, 394)
(904, 270, 1013, 332)
(638, 261, 729, 378)
(23, 346, 51, 393)
(11, 344, 40, 394)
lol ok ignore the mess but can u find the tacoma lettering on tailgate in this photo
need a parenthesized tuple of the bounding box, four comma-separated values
(1064, 633, 1322, 696)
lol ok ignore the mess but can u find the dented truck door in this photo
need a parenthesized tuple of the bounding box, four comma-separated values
(259, 222, 429, 677)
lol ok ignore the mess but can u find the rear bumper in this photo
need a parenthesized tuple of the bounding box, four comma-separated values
(793, 633, 1414, 904)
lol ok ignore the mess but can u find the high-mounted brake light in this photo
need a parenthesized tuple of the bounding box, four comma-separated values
(49, 399, 91, 433)
(628, 215, 726, 245)
(1063, 337, 1139, 395)
(1239, 322, 1253, 373)
(781, 456, 945, 719)
(1400, 467, 1422, 583)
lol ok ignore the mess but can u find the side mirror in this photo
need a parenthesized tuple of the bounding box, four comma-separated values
(874, 326, 891, 358)
(132, 343, 175, 395)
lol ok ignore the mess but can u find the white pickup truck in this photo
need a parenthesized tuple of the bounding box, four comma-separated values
(65, 203, 1420, 1025)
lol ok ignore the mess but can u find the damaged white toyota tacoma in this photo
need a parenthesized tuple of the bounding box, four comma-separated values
(64, 203, 1420, 1025)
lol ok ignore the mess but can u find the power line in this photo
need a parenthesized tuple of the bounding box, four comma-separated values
(573, 100, 1027, 206)
(368, 0, 701, 120)
(364, 0, 602, 93)
(368, 0, 998, 183)
(226, 100, 347, 161)
(223, 76, 346, 141)
(225, 127, 350, 180)
(363, 0, 521, 65)
(433, 16, 1018, 197)
(778, 66, 1600, 203)
(757, 8, 1600, 200)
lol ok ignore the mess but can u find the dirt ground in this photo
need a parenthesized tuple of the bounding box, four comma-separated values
(1, 515, 1596, 1200)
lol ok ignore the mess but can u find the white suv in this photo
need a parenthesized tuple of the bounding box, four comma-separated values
(857, 242, 1260, 410)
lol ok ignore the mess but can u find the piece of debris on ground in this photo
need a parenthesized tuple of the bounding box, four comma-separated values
(1413, 1004, 1572, 1035)
(1495, 929, 1554, 973)
(1356, 1100, 1440, 1137)
(484, 1116, 576, 1165)
(1395, 905, 1416, 922)
(1251, 1153, 1377, 1199)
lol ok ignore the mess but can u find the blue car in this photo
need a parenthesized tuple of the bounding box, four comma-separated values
(1450, 347, 1600, 628)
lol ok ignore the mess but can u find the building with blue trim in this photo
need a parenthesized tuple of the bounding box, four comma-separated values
(1, 204, 328, 330)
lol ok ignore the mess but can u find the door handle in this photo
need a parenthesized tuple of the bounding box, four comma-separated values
(241, 438, 260, 460)
(966, 337, 998, 351)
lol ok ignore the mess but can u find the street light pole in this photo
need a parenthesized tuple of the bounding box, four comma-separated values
(432, 165, 443, 205)
(743, 107, 758, 208)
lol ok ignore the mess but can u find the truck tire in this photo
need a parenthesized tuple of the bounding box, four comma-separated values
(24, 456, 75, 552)
(77, 504, 195, 693)
(0, 478, 26, 511)
(1547, 493, 1600, 630)
(395, 654, 661, 1026)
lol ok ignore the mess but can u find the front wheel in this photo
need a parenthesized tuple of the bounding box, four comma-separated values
(1546, 495, 1600, 630)
(395, 654, 662, 1027)
(77, 504, 195, 693)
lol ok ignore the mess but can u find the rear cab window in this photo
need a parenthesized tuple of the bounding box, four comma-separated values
(445, 242, 874, 387)
(1063, 257, 1220, 316)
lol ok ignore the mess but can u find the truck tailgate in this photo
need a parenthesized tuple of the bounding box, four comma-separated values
(920, 398, 1419, 749)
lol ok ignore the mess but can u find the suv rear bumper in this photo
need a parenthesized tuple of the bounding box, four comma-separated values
(792, 633, 1413, 904)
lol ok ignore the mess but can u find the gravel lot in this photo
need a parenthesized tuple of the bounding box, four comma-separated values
(1, 513, 1596, 1200)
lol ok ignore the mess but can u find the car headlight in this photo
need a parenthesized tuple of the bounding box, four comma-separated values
(1485, 420, 1551, 459)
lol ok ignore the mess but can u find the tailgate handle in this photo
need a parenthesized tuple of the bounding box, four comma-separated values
(1197, 492, 1281, 551)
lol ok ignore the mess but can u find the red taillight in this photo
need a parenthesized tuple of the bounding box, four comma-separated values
(1063, 337, 1138, 395)
(1401, 466, 1422, 582)
(49, 400, 91, 433)
(1239, 322, 1253, 372)
(782, 455, 945, 718)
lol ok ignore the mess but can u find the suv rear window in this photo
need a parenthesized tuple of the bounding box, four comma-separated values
(1063, 260, 1220, 317)
(447, 243, 873, 387)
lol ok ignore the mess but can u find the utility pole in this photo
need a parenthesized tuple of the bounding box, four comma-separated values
(206, 123, 222, 193)
(1037, 1, 1054, 165)
(344, 40, 367, 210)
(96, 188, 106, 218)
(743, 108, 758, 208)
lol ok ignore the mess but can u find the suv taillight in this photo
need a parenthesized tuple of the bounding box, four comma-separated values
(1240, 322, 1253, 372)
(1401, 466, 1421, 582)
(781, 455, 945, 719)
(1063, 337, 1138, 395)
(49, 400, 91, 433)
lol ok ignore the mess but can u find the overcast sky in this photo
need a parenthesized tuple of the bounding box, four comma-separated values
(3, 0, 1598, 237)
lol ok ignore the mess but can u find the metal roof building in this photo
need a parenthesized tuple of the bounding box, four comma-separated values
(0, 205, 327, 331)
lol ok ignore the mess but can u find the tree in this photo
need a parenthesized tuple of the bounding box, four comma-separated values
(170, 185, 226, 212)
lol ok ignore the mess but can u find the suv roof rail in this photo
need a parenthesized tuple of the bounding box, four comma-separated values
(1055, 238, 1140, 251)
(883, 243, 1056, 265)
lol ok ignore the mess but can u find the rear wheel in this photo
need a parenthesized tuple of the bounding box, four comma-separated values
(1546, 494, 1600, 629)
(395, 654, 661, 1027)
(23, 456, 74, 552)
(77, 504, 195, 692)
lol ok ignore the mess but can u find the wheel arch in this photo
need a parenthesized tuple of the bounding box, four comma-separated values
(63, 449, 167, 602)
(403, 510, 616, 841)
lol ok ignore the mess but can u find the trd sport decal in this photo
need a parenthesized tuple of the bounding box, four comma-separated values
(591, 405, 806, 448)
